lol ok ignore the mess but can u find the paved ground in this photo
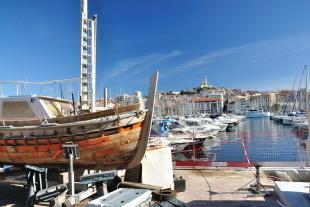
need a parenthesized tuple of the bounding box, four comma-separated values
(175, 169, 283, 207)
(0, 169, 285, 207)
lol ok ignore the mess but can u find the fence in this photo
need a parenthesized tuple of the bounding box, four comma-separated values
(171, 124, 309, 169)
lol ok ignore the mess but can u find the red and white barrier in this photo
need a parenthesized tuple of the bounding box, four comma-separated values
(173, 161, 250, 168)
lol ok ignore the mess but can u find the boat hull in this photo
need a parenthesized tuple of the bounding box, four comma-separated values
(0, 114, 146, 170)
(0, 71, 159, 170)
(245, 112, 270, 118)
(282, 118, 293, 125)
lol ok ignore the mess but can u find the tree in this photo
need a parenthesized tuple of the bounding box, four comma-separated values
(271, 103, 281, 113)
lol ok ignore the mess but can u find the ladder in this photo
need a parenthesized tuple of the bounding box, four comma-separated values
(80, 0, 97, 112)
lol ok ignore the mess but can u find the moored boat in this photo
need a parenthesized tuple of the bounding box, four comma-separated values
(282, 116, 293, 125)
(245, 109, 270, 118)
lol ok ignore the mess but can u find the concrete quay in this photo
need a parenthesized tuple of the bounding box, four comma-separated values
(175, 169, 284, 207)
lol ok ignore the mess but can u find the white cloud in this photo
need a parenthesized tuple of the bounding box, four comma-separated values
(161, 34, 310, 78)
(247, 76, 296, 91)
(161, 46, 246, 77)
(105, 50, 182, 80)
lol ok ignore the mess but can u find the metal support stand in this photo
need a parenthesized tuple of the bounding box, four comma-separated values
(69, 153, 75, 196)
(25, 165, 67, 207)
(25, 144, 112, 206)
(63, 144, 80, 197)
(62, 144, 102, 206)
(237, 164, 269, 197)
(25, 165, 48, 207)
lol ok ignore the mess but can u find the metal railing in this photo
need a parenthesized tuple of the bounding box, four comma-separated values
(172, 128, 309, 169)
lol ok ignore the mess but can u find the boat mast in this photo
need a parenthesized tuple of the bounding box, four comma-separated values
(91, 15, 97, 112)
(305, 65, 308, 111)
(80, 0, 97, 112)
(293, 69, 305, 112)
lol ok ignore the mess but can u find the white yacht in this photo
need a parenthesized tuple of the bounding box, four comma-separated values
(293, 121, 308, 129)
(272, 115, 287, 123)
(292, 116, 308, 128)
(200, 117, 229, 132)
(184, 118, 219, 133)
(150, 118, 216, 151)
(215, 114, 239, 126)
(282, 116, 293, 125)
(245, 109, 270, 118)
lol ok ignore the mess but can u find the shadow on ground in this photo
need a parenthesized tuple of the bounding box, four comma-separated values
(0, 183, 27, 207)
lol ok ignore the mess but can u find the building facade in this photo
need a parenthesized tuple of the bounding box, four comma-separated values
(154, 78, 224, 116)
(228, 92, 278, 114)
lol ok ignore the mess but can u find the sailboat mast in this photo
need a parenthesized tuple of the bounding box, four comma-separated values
(305, 65, 308, 111)
(80, 0, 97, 112)
(90, 15, 97, 113)
(80, 0, 89, 111)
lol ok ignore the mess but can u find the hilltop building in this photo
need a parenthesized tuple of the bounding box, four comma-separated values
(193, 78, 224, 114)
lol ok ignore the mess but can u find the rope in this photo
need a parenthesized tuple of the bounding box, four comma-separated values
(241, 132, 251, 167)
(0, 77, 85, 85)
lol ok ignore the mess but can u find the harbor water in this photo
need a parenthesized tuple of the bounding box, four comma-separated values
(173, 118, 308, 163)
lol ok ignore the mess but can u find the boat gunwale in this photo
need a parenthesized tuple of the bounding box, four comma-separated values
(0, 110, 146, 132)
(0, 114, 145, 140)
(0, 103, 141, 127)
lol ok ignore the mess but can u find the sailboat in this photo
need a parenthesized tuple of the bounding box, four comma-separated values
(284, 66, 309, 127)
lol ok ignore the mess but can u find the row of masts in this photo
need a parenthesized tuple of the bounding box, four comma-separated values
(284, 65, 308, 113)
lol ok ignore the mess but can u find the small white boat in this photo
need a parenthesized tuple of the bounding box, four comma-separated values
(282, 116, 293, 125)
(245, 109, 270, 118)
(292, 116, 308, 128)
(272, 115, 286, 123)
(215, 115, 239, 126)
(293, 121, 308, 129)
(200, 117, 229, 132)
(281, 112, 307, 126)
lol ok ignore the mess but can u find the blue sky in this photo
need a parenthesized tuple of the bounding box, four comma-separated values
(1, 0, 310, 96)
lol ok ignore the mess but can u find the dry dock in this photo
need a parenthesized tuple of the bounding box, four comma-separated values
(0, 169, 289, 207)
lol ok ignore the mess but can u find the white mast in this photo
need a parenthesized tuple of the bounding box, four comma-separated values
(90, 15, 97, 112)
(80, 0, 89, 111)
(305, 65, 308, 111)
(80, 0, 97, 112)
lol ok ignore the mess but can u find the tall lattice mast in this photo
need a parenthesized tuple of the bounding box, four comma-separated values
(80, 0, 97, 112)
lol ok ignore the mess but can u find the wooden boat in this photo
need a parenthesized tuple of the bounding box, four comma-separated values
(0, 72, 158, 170)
